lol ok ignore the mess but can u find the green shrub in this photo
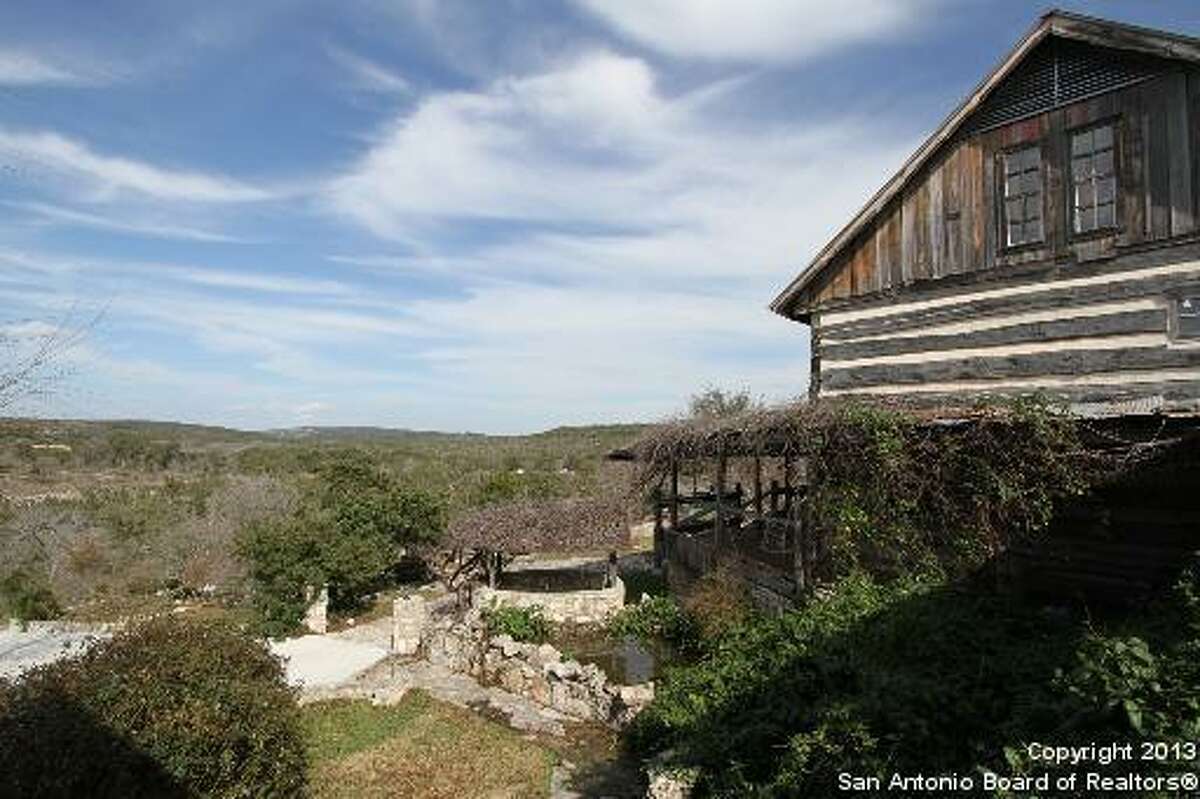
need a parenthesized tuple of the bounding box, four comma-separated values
(625, 570, 1200, 796)
(0, 569, 60, 622)
(1052, 572, 1200, 743)
(236, 514, 328, 637)
(483, 603, 551, 643)
(0, 617, 307, 798)
(84, 486, 175, 541)
(622, 570, 669, 603)
(607, 595, 701, 653)
(680, 561, 753, 639)
(237, 450, 446, 634)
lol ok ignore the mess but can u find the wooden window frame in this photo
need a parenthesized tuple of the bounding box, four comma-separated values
(1168, 285, 1200, 342)
(997, 141, 1046, 253)
(1068, 118, 1121, 240)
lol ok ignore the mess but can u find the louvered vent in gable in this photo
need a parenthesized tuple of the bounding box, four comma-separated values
(960, 36, 1174, 137)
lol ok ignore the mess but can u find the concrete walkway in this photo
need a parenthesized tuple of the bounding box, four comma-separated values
(0, 626, 110, 679)
(269, 634, 391, 689)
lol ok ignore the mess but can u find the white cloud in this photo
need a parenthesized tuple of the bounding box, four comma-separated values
(574, 0, 934, 62)
(398, 282, 807, 423)
(325, 51, 673, 234)
(326, 44, 411, 93)
(327, 48, 913, 280)
(293, 400, 333, 423)
(0, 128, 271, 203)
(3, 31, 924, 431)
(317, 48, 918, 427)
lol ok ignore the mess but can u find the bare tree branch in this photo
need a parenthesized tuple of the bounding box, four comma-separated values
(0, 305, 100, 413)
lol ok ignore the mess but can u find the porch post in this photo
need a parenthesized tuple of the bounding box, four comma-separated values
(669, 459, 680, 529)
(783, 455, 793, 515)
(753, 456, 763, 520)
(714, 450, 727, 553)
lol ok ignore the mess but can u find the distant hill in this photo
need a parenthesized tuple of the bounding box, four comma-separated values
(1, 417, 651, 448)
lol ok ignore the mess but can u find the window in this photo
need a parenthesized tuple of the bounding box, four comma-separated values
(1071, 123, 1117, 234)
(1002, 145, 1043, 247)
(1179, 296, 1200, 340)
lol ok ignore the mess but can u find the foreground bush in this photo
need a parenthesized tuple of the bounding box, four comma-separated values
(627, 572, 1200, 796)
(0, 617, 307, 798)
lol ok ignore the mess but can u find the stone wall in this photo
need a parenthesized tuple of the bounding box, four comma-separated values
(420, 610, 653, 728)
(472, 576, 625, 624)
(480, 633, 652, 727)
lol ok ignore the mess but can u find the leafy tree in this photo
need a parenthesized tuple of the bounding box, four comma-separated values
(238, 450, 445, 634)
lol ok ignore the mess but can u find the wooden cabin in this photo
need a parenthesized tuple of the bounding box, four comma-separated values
(770, 11, 1200, 418)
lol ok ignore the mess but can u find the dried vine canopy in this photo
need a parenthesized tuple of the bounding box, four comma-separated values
(445, 495, 630, 554)
(622, 396, 1100, 579)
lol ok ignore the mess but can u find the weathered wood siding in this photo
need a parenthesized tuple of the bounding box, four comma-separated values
(807, 69, 1199, 305)
(802, 65, 1200, 413)
(815, 243, 1200, 412)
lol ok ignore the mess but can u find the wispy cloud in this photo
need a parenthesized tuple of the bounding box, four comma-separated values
(326, 49, 914, 278)
(5, 200, 253, 243)
(0, 248, 359, 300)
(0, 49, 111, 86)
(573, 0, 938, 62)
(155, 265, 353, 296)
(0, 128, 271, 202)
(317, 49, 919, 425)
(326, 44, 411, 94)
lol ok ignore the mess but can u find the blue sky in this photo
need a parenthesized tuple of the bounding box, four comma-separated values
(2, 1, 1198, 433)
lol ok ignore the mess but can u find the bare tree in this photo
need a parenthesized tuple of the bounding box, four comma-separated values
(0, 308, 95, 413)
(688, 386, 761, 420)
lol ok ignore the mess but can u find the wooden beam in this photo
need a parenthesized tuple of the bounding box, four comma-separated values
(783, 455, 793, 515)
(822, 308, 1167, 362)
(669, 459, 679, 529)
(653, 498, 664, 569)
(714, 451, 727, 552)
(823, 343, 1195, 391)
(753, 456, 763, 520)
(791, 491, 807, 597)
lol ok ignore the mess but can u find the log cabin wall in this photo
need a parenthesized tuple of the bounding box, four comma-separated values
(795, 39, 1200, 414)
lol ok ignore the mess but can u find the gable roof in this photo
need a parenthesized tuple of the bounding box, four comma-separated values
(769, 10, 1200, 320)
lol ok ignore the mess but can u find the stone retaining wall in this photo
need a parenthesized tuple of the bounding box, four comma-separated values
(473, 576, 625, 624)
(420, 610, 653, 728)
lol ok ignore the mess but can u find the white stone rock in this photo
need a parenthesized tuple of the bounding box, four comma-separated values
(303, 585, 328, 634)
(391, 595, 428, 656)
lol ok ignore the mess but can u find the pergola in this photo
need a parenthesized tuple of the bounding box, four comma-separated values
(442, 495, 631, 590)
(608, 404, 822, 594)
(607, 397, 993, 596)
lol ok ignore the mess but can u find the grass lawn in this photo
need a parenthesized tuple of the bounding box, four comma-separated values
(303, 691, 556, 799)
